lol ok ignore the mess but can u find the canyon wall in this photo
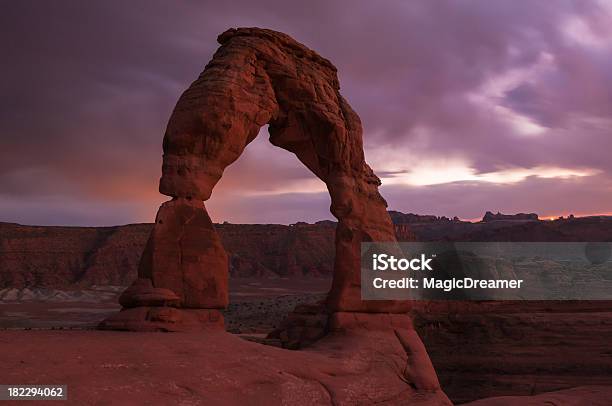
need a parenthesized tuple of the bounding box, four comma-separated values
(0, 222, 335, 289)
(2, 214, 611, 289)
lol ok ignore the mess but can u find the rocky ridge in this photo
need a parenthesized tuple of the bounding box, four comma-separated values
(2, 214, 611, 289)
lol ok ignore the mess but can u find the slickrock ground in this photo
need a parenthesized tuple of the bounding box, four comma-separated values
(1, 329, 610, 405)
(0, 323, 452, 405)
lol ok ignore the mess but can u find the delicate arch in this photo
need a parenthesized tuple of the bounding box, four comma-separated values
(107, 28, 404, 332)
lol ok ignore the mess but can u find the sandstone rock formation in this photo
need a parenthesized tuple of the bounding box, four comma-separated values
(158, 27, 400, 313)
(102, 26, 405, 332)
(100, 198, 230, 330)
(136, 198, 229, 309)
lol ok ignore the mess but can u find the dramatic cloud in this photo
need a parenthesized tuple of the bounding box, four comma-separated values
(1, 0, 611, 225)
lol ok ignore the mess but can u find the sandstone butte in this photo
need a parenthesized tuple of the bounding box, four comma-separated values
(98, 27, 453, 405)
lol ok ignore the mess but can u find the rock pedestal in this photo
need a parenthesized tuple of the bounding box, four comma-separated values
(99, 199, 228, 331)
(137, 198, 228, 309)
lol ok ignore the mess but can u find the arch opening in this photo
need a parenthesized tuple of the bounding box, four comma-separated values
(206, 125, 331, 224)
(209, 126, 334, 337)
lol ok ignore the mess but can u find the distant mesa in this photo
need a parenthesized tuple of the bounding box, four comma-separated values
(314, 220, 337, 227)
(482, 211, 539, 222)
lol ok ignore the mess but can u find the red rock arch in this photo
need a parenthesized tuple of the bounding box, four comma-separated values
(103, 28, 405, 332)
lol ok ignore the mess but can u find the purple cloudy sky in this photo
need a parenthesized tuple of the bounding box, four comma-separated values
(1, 0, 612, 226)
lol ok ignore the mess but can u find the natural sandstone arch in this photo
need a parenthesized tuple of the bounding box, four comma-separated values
(101, 27, 407, 331)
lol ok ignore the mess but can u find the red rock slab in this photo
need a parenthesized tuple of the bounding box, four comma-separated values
(0, 328, 451, 405)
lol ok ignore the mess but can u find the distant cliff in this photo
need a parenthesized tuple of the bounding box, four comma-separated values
(0, 223, 151, 288)
(388, 211, 457, 224)
(1, 212, 611, 288)
(0, 222, 336, 289)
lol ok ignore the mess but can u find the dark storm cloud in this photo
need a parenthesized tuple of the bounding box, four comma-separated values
(1, 0, 611, 225)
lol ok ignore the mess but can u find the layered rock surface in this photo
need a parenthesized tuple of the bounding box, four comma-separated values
(0, 221, 336, 288)
(2, 215, 611, 289)
(0, 222, 150, 288)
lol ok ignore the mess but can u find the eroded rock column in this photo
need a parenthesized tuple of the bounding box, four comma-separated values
(99, 199, 227, 331)
(137, 198, 228, 309)
(318, 168, 408, 313)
